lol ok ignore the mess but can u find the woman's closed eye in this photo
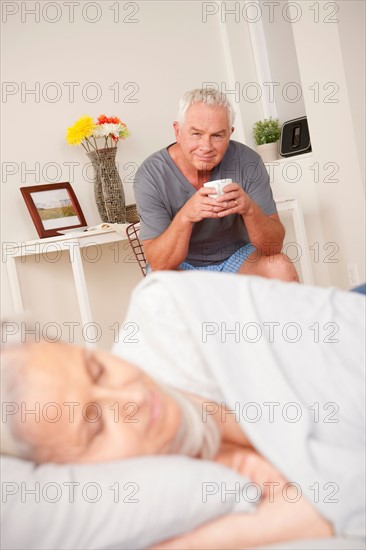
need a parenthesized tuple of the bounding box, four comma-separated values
(78, 352, 106, 442)
(82, 401, 104, 445)
(84, 350, 106, 384)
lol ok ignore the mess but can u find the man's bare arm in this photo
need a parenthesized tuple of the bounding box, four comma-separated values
(143, 211, 193, 271)
(243, 210, 285, 256)
(143, 187, 226, 271)
(216, 183, 285, 255)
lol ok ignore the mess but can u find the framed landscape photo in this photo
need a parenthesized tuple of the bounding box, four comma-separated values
(20, 182, 88, 238)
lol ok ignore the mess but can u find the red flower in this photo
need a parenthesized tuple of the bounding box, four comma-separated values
(97, 114, 122, 125)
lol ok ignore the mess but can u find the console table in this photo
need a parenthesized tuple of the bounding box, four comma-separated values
(4, 199, 313, 348)
(4, 225, 133, 346)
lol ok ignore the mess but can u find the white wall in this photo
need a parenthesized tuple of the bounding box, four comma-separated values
(267, 155, 331, 286)
(217, 15, 262, 147)
(290, 0, 365, 288)
(1, 0, 230, 335)
(337, 0, 366, 187)
(204, 2, 331, 287)
(261, 0, 307, 123)
(222, 0, 365, 289)
(1, 2, 229, 236)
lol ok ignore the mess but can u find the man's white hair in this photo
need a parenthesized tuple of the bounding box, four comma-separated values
(177, 88, 235, 128)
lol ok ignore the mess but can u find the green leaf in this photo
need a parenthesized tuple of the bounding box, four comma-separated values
(253, 118, 281, 145)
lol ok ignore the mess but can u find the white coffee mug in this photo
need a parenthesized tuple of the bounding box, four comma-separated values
(203, 178, 232, 198)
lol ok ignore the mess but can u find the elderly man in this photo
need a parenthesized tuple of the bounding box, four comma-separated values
(134, 88, 299, 281)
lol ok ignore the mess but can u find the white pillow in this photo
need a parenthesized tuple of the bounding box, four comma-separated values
(1, 455, 256, 550)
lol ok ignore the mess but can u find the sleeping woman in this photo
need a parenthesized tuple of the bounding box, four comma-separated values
(1, 272, 365, 549)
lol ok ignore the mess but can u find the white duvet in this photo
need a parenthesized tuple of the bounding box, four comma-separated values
(112, 272, 366, 539)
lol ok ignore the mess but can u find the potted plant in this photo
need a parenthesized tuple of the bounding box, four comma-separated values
(253, 118, 281, 162)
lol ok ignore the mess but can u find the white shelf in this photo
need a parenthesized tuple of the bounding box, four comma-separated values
(265, 152, 313, 165)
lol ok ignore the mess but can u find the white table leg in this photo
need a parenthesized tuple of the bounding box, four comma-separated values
(68, 241, 97, 348)
(6, 256, 24, 313)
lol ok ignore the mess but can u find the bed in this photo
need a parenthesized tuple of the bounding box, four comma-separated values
(1, 272, 365, 549)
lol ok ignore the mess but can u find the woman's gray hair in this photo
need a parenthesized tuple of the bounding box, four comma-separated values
(1, 320, 221, 462)
(165, 385, 221, 460)
(1, 320, 35, 460)
(177, 88, 235, 128)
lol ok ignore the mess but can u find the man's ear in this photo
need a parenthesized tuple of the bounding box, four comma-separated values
(231, 127, 235, 135)
(173, 121, 180, 142)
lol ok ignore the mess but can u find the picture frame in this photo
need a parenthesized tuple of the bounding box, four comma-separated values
(20, 182, 88, 239)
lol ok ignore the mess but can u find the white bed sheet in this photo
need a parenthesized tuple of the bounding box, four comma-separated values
(258, 536, 366, 549)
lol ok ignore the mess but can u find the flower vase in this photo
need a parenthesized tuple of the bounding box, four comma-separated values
(87, 147, 126, 223)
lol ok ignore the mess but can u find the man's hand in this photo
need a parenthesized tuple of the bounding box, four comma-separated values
(179, 187, 228, 223)
(142, 186, 227, 270)
(215, 182, 254, 218)
(214, 182, 285, 256)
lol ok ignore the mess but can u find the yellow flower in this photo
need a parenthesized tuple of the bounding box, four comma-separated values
(66, 115, 96, 145)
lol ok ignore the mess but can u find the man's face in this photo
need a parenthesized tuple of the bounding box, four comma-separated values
(173, 102, 233, 172)
(13, 342, 181, 463)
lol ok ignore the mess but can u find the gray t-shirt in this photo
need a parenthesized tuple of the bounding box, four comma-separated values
(133, 140, 277, 266)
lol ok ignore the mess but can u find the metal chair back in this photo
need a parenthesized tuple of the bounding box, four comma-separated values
(126, 222, 147, 277)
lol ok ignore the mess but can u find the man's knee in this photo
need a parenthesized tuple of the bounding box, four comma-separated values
(267, 253, 299, 282)
(239, 252, 299, 282)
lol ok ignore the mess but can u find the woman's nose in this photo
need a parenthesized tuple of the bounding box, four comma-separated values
(91, 383, 148, 419)
(94, 382, 147, 404)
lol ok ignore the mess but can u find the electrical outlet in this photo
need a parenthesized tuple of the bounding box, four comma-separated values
(347, 264, 359, 286)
